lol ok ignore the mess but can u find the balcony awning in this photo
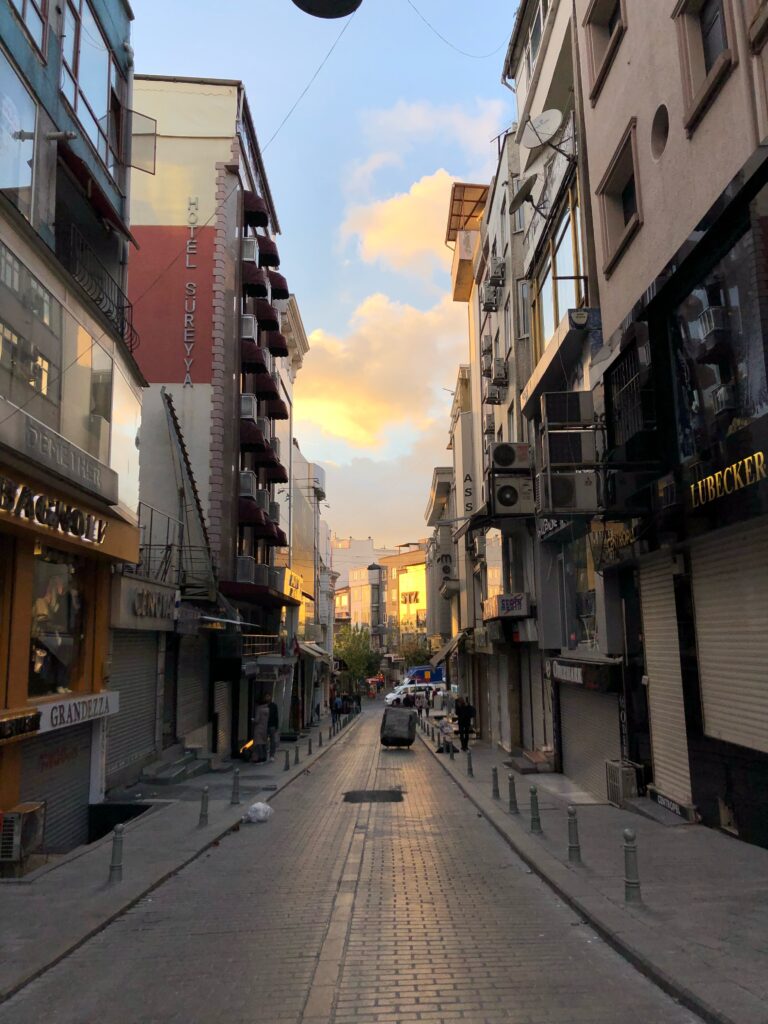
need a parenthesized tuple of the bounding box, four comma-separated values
(257, 236, 280, 268)
(241, 339, 268, 374)
(255, 299, 280, 332)
(298, 641, 330, 661)
(265, 464, 288, 484)
(445, 182, 488, 244)
(267, 271, 289, 300)
(251, 374, 279, 399)
(430, 630, 468, 667)
(242, 263, 269, 298)
(57, 139, 139, 247)
(274, 526, 288, 547)
(240, 419, 266, 451)
(238, 499, 267, 526)
(265, 397, 289, 420)
(264, 331, 289, 358)
(219, 579, 300, 608)
(243, 190, 269, 229)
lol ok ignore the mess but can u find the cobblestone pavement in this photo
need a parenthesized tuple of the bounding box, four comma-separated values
(0, 712, 701, 1024)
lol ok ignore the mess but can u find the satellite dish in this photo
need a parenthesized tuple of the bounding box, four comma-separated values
(291, 0, 363, 16)
(520, 109, 564, 149)
(508, 174, 538, 215)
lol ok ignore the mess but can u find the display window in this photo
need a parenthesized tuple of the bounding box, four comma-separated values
(28, 546, 86, 698)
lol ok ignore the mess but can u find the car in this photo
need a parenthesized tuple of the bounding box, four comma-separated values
(384, 681, 444, 706)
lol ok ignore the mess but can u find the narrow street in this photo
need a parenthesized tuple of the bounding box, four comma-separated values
(1, 711, 699, 1024)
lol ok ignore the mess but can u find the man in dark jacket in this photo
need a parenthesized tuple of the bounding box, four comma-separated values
(455, 696, 476, 752)
(265, 693, 280, 762)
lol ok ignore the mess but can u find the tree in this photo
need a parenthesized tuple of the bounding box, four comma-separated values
(399, 635, 432, 669)
(333, 625, 380, 682)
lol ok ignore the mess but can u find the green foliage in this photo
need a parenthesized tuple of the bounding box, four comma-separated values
(333, 624, 380, 681)
(399, 635, 432, 669)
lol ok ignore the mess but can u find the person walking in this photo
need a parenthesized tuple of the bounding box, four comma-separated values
(252, 696, 270, 763)
(332, 694, 342, 726)
(415, 693, 425, 720)
(265, 692, 279, 762)
(438, 715, 454, 754)
(455, 696, 476, 752)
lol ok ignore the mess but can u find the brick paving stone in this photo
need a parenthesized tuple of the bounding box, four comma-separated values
(0, 711, 701, 1024)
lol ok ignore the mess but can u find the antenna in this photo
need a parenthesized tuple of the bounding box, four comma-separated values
(508, 174, 548, 218)
(520, 109, 563, 149)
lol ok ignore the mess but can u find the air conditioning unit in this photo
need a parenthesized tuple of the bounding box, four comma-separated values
(240, 314, 257, 340)
(536, 471, 599, 513)
(481, 334, 493, 356)
(480, 283, 500, 312)
(605, 760, 640, 807)
(240, 394, 258, 421)
(481, 352, 493, 378)
(269, 436, 281, 460)
(698, 305, 728, 339)
(488, 256, 505, 286)
(239, 470, 258, 500)
(236, 556, 270, 587)
(542, 430, 597, 467)
(483, 413, 495, 436)
(242, 237, 259, 263)
(696, 306, 730, 363)
(483, 383, 505, 406)
(0, 803, 44, 863)
(487, 473, 536, 517)
(491, 358, 507, 385)
(252, 488, 269, 512)
(488, 441, 531, 472)
(269, 501, 280, 524)
(256, 416, 270, 436)
(471, 535, 486, 560)
(541, 391, 594, 428)
(270, 371, 281, 390)
(712, 383, 736, 415)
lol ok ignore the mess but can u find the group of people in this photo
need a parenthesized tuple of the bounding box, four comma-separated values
(251, 693, 280, 764)
(331, 691, 361, 725)
(437, 696, 476, 753)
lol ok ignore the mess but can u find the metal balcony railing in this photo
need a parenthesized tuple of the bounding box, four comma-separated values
(122, 502, 216, 598)
(242, 634, 283, 657)
(56, 223, 140, 352)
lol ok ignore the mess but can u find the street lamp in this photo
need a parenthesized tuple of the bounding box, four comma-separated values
(291, 0, 363, 17)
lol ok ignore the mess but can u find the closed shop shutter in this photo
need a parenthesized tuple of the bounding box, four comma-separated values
(20, 724, 92, 852)
(214, 679, 231, 757)
(522, 648, 550, 751)
(498, 652, 512, 752)
(177, 635, 210, 738)
(560, 686, 620, 800)
(690, 520, 768, 754)
(107, 631, 159, 780)
(639, 553, 692, 805)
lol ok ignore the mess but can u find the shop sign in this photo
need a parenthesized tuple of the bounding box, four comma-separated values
(589, 520, 644, 570)
(0, 473, 108, 545)
(0, 708, 41, 744)
(537, 517, 570, 541)
(545, 657, 620, 693)
(37, 691, 120, 733)
(482, 592, 531, 620)
(277, 566, 303, 603)
(112, 576, 177, 631)
(688, 451, 766, 509)
(183, 196, 200, 388)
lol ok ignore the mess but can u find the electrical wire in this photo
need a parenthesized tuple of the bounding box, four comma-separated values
(405, 0, 508, 60)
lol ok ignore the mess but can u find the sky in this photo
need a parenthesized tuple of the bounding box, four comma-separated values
(132, 0, 518, 547)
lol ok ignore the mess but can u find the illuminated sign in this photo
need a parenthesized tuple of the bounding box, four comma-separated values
(689, 451, 766, 508)
(183, 196, 199, 388)
(0, 474, 107, 544)
(482, 593, 531, 620)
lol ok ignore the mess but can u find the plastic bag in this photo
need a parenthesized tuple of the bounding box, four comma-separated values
(245, 801, 274, 823)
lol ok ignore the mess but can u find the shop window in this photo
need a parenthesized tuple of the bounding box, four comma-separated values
(29, 547, 86, 697)
(583, 0, 627, 104)
(559, 534, 597, 649)
(0, 48, 37, 220)
(673, 0, 737, 135)
(670, 193, 768, 463)
(10, 0, 47, 52)
(595, 118, 642, 277)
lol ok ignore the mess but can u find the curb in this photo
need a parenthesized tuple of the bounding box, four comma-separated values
(416, 727, 739, 1024)
(0, 711, 364, 1007)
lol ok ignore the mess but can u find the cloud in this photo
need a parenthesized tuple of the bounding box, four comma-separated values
(345, 151, 403, 197)
(341, 169, 455, 279)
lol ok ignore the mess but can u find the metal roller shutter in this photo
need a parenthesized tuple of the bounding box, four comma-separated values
(560, 686, 620, 800)
(214, 679, 231, 757)
(20, 724, 92, 852)
(177, 635, 210, 739)
(690, 520, 768, 754)
(639, 553, 692, 805)
(107, 631, 159, 780)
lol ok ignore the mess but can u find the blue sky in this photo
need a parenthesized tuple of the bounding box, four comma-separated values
(132, 0, 517, 545)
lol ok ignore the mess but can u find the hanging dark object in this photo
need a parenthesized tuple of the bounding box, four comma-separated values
(291, 0, 363, 17)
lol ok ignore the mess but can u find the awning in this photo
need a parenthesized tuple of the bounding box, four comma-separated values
(255, 299, 280, 331)
(257, 235, 280, 268)
(239, 418, 266, 451)
(267, 270, 289, 300)
(298, 641, 330, 661)
(445, 182, 488, 243)
(251, 373, 279, 399)
(242, 263, 269, 298)
(264, 332, 289, 358)
(243, 190, 269, 229)
(430, 630, 468, 667)
(238, 499, 267, 526)
(241, 338, 268, 374)
(57, 140, 139, 247)
(265, 397, 289, 420)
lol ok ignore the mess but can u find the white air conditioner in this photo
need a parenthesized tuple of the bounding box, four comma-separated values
(252, 489, 269, 512)
(483, 383, 505, 406)
(239, 470, 258, 500)
(481, 352, 493, 378)
(488, 256, 505, 287)
(487, 473, 536, 517)
(240, 394, 258, 421)
(491, 358, 507, 385)
(542, 430, 597, 468)
(480, 283, 500, 313)
(488, 441, 531, 472)
(483, 413, 495, 436)
(236, 556, 270, 586)
(269, 436, 281, 460)
(471, 535, 486, 560)
(536, 471, 599, 513)
(698, 305, 729, 339)
(541, 391, 594, 428)
(0, 802, 44, 863)
(269, 501, 280, 524)
(712, 384, 736, 415)
(270, 371, 281, 390)
(481, 334, 493, 356)
(256, 416, 270, 436)
(242, 237, 259, 263)
(241, 314, 257, 340)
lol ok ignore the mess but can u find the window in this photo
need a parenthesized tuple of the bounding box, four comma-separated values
(10, 0, 47, 51)
(0, 49, 37, 220)
(522, 0, 550, 81)
(0, 320, 51, 396)
(61, 1, 125, 179)
(510, 176, 525, 233)
(673, 0, 736, 134)
(29, 547, 86, 697)
(595, 118, 642, 277)
(499, 197, 507, 254)
(559, 535, 597, 649)
(607, 336, 655, 448)
(532, 187, 585, 354)
(583, 0, 627, 103)
(503, 296, 512, 355)
(516, 279, 531, 338)
(493, 328, 501, 360)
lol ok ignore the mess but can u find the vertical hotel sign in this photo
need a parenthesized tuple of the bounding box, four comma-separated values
(183, 197, 199, 387)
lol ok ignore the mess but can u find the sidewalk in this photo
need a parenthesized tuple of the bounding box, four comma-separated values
(0, 711, 362, 1005)
(418, 715, 768, 1024)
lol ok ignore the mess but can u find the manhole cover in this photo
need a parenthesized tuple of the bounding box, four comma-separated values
(343, 790, 403, 803)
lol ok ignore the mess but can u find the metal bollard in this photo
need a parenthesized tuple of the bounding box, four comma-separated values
(508, 773, 519, 814)
(198, 786, 209, 828)
(318, 730, 323, 748)
(466, 750, 474, 778)
(108, 824, 124, 883)
(529, 785, 542, 834)
(308, 737, 313, 756)
(567, 805, 581, 864)
(230, 768, 241, 806)
(623, 828, 641, 903)
(294, 744, 300, 766)
(449, 738, 454, 761)
(492, 766, 500, 799)
(284, 749, 290, 771)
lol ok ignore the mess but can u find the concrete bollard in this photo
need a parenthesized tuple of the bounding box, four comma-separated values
(508, 773, 519, 814)
(230, 768, 241, 806)
(308, 737, 313, 756)
(623, 828, 641, 903)
(466, 750, 474, 778)
(198, 786, 209, 828)
(492, 766, 500, 799)
(108, 824, 124, 884)
(318, 730, 323, 748)
(529, 785, 542, 834)
(284, 749, 290, 771)
(567, 805, 581, 864)
(294, 744, 300, 766)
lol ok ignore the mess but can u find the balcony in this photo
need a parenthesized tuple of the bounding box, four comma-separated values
(122, 501, 215, 599)
(56, 224, 139, 352)
(220, 556, 299, 606)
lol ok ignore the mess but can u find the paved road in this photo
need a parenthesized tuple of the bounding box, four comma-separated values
(1, 712, 700, 1024)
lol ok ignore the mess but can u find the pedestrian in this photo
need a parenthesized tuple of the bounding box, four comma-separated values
(455, 696, 476, 752)
(438, 716, 454, 754)
(252, 696, 270, 763)
(415, 693, 425, 720)
(265, 692, 279, 762)
(332, 694, 342, 725)
(402, 692, 415, 708)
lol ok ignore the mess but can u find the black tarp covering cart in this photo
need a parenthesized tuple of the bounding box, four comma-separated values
(380, 707, 417, 747)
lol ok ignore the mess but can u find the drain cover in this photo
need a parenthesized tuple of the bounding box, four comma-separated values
(343, 789, 403, 803)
